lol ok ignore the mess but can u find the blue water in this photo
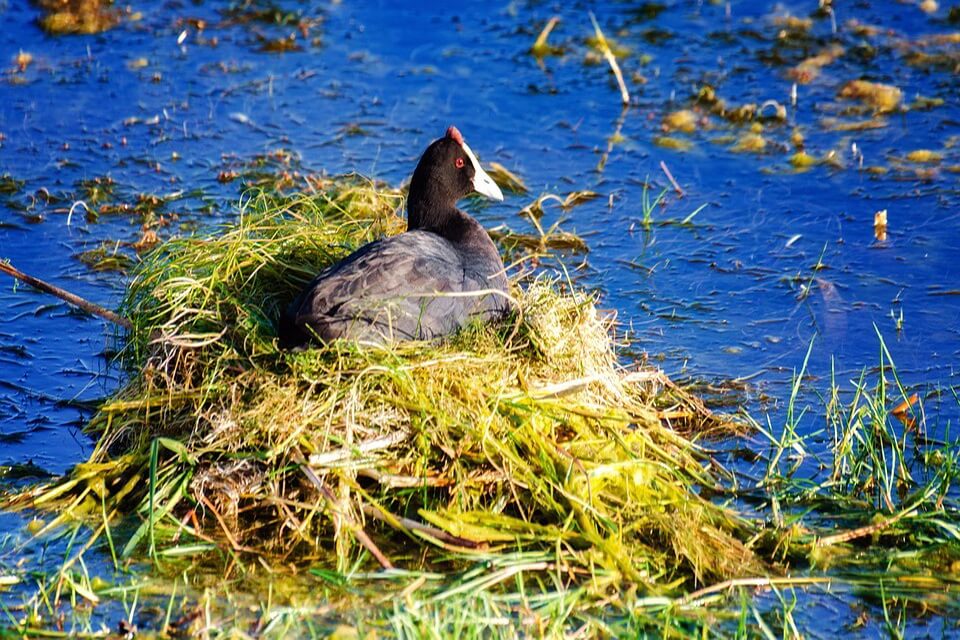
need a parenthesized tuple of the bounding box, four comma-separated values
(1, 0, 959, 635)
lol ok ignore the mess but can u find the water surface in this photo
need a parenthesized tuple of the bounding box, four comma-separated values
(1, 0, 959, 635)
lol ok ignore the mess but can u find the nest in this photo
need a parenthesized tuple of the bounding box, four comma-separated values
(9, 177, 763, 599)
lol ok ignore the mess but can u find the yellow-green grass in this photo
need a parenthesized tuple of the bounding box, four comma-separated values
(5, 177, 766, 633)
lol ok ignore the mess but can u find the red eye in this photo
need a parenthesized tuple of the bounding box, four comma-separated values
(455, 157, 465, 169)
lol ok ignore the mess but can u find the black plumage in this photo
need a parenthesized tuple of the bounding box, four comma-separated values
(279, 127, 510, 347)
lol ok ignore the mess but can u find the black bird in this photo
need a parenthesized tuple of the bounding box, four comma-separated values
(279, 126, 510, 347)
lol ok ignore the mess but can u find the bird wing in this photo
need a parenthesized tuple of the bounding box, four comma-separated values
(290, 232, 471, 342)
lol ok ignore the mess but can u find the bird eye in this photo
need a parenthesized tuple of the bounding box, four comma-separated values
(455, 157, 465, 169)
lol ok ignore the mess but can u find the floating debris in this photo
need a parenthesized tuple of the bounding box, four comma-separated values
(530, 16, 563, 57)
(874, 209, 888, 242)
(13, 50, 33, 73)
(131, 228, 160, 253)
(788, 45, 844, 84)
(838, 80, 902, 113)
(7, 180, 759, 617)
(654, 136, 693, 151)
(518, 191, 599, 219)
(0, 174, 24, 195)
(845, 19, 885, 37)
(35, 0, 122, 34)
(790, 129, 805, 148)
(774, 15, 813, 31)
(486, 162, 528, 194)
(695, 85, 785, 125)
(820, 116, 889, 132)
(789, 151, 818, 169)
(76, 243, 136, 273)
(905, 149, 943, 163)
(662, 109, 698, 134)
(916, 32, 960, 46)
(258, 33, 302, 53)
(731, 133, 768, 153)
(588, 12, 630, 105)
(910, 96, 945, 111)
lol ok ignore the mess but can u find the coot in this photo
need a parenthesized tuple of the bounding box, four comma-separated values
(279, 126, 511, 347)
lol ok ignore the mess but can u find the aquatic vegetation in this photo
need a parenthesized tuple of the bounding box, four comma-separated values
(214, 2, 323, 53)
(838, 80, 903, 113)
(487, 191, 596, 256)
(220, 1, 305, 27)
(750, 335, 960, 601)
(517, 191, 598, 219)
(788, 45, 844, 83)
(905, 149, 943, 164)
(530, 16, 563, 57)
(731, 133, 768, 154)
(77, 176, 115, 205)
(661, 109, 698, 134)
(0, 174, 24, 196)
(653, 135, 693, 151)
(641, 180, 667, 227)
(3, 179, 767, 634)
(788, 151, 818, 169)
(3, 0, 960, 635)
(485, 162, 528, 195)
(587, 12, 630, 105)
(34, 0, 121, 34)
(75, 243, 136, 273)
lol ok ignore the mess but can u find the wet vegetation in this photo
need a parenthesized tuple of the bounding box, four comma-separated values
(5, 180, 762, 636)
(1, 0, 960, 636)
(34, 0, 122, 35)
(2, 176, 959, 636)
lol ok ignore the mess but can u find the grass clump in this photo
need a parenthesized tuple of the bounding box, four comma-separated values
(34, 0, 122, 34)
(6, 176, 765, 632)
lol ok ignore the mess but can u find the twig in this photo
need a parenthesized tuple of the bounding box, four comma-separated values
(521, 369, 660, 399)
(0, 260, 132, 330)
(197, 494, 257, 553)
(359, 468, 451, 488)
(678, 576, 831, 606)
(589, 12, 629, 105)
(814, 506, 917, 548)
(596, 105, 629, 173)
(358, 467, 504, 489)
(308, 430, 409, 467)
(531, 16, 560, 56)
(659, 160, 685, 197)
(360, 504, 482, 550)
(292, 449, 394, 569)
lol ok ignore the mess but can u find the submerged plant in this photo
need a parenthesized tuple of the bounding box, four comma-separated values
(641, 179, 667, 227)
(750, 330, 960, 612)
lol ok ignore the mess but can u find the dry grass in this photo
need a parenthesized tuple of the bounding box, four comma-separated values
(34, 0, 121, 34)
(7, 177, 764, 617)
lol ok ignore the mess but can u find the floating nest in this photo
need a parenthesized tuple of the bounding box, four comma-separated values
(7, 177, 763, 605)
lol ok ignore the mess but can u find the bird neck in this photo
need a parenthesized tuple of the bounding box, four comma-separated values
(407, 178, 459, 235)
